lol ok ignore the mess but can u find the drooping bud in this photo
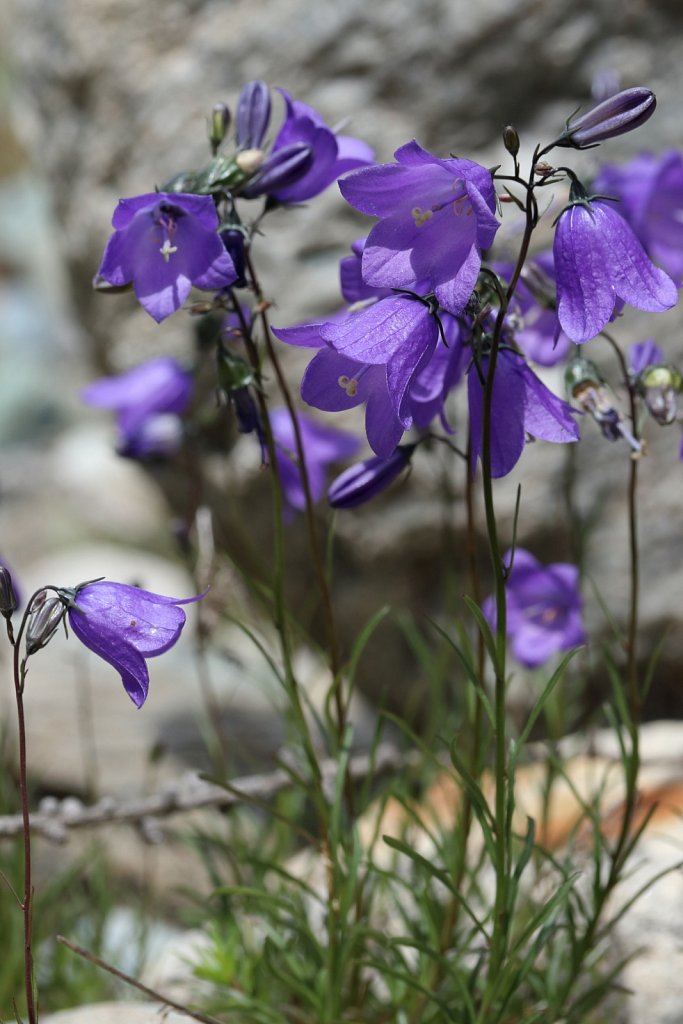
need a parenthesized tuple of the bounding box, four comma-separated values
(328, 446, 415, 509)
(637, 364, 683, 425)
(235, 81, 272, 150)
(237, 143, 314, 199)
(208, 102, 231, 153)
(0, 567, 17, 619)
(502, 125, 520, 158)
(26, 591, 66, 656)
(554, 88, 656, 149)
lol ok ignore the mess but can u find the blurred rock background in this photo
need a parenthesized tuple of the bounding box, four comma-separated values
(1, 0, 683, 805)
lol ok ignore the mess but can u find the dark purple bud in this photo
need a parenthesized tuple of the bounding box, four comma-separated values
(503, 125, 520, 158)
(0, 567, 17, 618)
(220, 228, 248, 288)
(209, 102, 231, 152)
(328, 445, 415, 509)
(26, 591, 65, 656)
(235, 81, 272, 150)
(238, 143, 314, 199)
(555, 88, 656, 149)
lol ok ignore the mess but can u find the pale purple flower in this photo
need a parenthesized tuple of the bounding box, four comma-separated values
(553, 195, 677, 344)
(340, 140, 499, 315)
(97, 193, 237, 322)
(484, 549, 586, 669)
(554, 88, 656, 149)
(82, 357, 193, 459)
(594, 151, 683, 281)
(468, 349, 580, 478)
(269, 407, 360, 514)
(67, 582, 201, 707)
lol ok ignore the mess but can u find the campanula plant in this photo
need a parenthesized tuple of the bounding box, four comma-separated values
(10, 78, 683, 1024)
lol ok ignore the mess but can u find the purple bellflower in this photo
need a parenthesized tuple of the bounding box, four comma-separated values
(594, 151, 683, 282)
(554, 87, 656, 149)
(340, 140, 499, 315)
(269, 407, 360, 515)
(267, 89, 374, 204)
(484, 549, 586, 669)
(82, 357, 193, 460)
(240, 88, 373, 203)
(553, 185, 678, 344)
(67, 581, 201, 707)
(468, 349, 580, 478)
(97, 193, 237, 322)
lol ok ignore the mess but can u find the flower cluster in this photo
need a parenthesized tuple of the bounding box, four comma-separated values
(88, 82, 683, 677)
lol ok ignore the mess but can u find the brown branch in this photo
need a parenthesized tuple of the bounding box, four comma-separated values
(0, 743, 420, 843)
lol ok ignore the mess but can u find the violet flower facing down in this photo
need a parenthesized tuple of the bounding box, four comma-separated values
(484, 549, 586, 669)
(270, 407, 361, 514)
(67, 582, 201, 708)
(96, 193, 237, 322)
(340, 140, 499, 315)
(468, 349, 580, 478)
(553, 186, 678, 344)
(82, 357, 193, 459)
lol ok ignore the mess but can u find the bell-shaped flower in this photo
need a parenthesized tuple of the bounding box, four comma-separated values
(269, 407, 360, 515)
(553, 190, 677, 344)
(468, 349, 580, 478)
(82, 357, 193, 460)
(340, 140, 499, 315)
(67, 581, 202, 707)
(96, 193, 237, 322)
(320, 291, 441, 420)
(484, 549, 586, 669)
(263, 89, 373, 204)
(594, 151, 683, 282)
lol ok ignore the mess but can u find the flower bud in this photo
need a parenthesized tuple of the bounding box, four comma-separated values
(638, 364, 683, 425)
(555, 88, 656, 149)
(328, 446, 415, 509)
(0, 567, 17, 619)
(208, 102, 231, 153)
(503, 125, 520, 158)
(26, 591, 65, 656)
(219, 228, 248, 288)
(238, 143, 315, 199)
(235, 81, 272, 150)
(235, 148, 266, 176)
